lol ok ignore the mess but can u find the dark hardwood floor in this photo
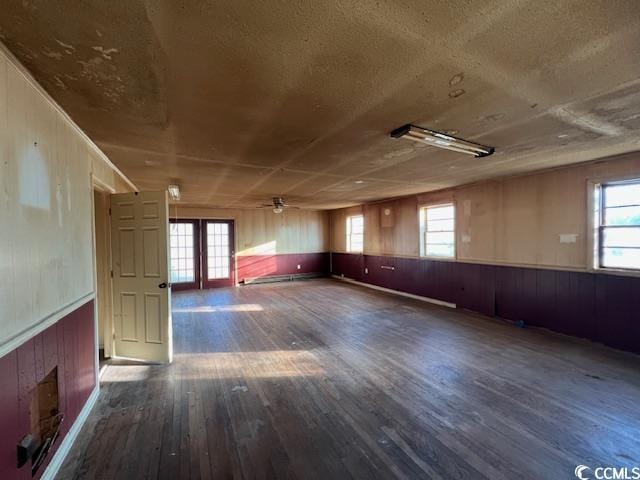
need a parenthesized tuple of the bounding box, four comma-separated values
(57, 278, 640, 479)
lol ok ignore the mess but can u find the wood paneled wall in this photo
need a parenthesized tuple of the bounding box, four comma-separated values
(0, 44, 132, 355)
(0, 301, 95, 479)
(330, 152, 640, 271)
(171, 206, 330, 256)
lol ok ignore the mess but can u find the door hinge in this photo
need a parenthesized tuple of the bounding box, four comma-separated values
(110, 270, 113, 278)
(108, 207, 111, 216)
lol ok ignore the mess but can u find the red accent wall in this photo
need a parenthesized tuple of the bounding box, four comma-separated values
(0, 300, 96, 480)
(237, 252, 329, 283)
(332, 253, 640, 355)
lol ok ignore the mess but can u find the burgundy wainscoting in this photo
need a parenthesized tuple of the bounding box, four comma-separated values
(595, 274, 640, 353)
(0, 300, 96, 480)
(237, 252, 329, 283)
(493, 266, 601, 341)
(331, 252, 640, 355)
(457, 262, 496, 317)
(331, 252, 365, 282)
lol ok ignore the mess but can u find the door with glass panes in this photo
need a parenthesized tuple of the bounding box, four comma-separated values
(169, 219, 200, 291)
(169, 219, 235, 289)
(202, 220, 235, 288)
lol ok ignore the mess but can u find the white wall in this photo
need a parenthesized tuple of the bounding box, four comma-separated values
(0, 44, 133, 356)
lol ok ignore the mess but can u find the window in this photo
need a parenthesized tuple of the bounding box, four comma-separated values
(346, 215, 364, 253)
(420, 203, 455, 258)
(596, 180, 640, 270)
(169, 222, 196, 283)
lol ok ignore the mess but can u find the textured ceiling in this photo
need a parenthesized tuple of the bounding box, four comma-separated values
(2, 0, 640, 209)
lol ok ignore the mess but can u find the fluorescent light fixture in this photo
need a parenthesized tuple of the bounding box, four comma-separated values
(167, 184, 181, 201)
(390, 124, 494, 157)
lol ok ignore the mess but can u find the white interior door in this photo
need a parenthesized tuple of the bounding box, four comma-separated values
(110, 191, 172, 363)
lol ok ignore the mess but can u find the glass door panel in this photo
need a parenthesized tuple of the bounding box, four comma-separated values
(169, 219, 200, 290)
(202, 220, 235, 288)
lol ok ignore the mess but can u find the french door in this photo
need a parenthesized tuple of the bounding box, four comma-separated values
(203, 220, 235, 288)
(169, 219, 200, 291)
(169, 219, 235, 289)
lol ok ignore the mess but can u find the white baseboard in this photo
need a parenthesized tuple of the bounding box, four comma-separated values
(41, 384, 100, 480)
(331, 275, 457, 309)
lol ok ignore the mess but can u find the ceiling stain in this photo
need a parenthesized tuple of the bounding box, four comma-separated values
(0, 0, 168, 124)
(54, 38, 75, 53)
(1, 0, 640, 209)
(480, 113, 506, 122)
(449, 73, 464, 86)
(91, 46, 118, 60)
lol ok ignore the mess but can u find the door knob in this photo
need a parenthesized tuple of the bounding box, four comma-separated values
(158, 282, 168, 289)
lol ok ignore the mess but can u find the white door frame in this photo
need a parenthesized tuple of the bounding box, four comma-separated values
(90, 175, 116, 379)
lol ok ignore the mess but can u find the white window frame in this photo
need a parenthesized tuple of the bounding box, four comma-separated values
(419, 203, 456, 259)
(592, 177, 640, 273)
(346, 214, 364, 253)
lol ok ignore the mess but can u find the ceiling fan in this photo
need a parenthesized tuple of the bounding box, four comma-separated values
(260, 197, 300, 214)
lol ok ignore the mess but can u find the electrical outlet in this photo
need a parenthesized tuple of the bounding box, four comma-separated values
(297, 264, 301, 269)
(364, 267, 368, 274)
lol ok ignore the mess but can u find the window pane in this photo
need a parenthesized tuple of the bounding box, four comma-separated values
(427, 219, 454, 232)
(604, 184, 640, 207)
(602, 227, 640, 248)
(426, 244, 455, 257)
(348, 215, 364, 233)
(427, 205, 454, 221)
(351, 235, 363, 251)
(347, 216, 364, 252)
(601, 247, 640, 269)
(348, 233, 363, 252)
(426, 231, 454, 245)
(422, 203, 455, 258)
(604, 206, 640, 226)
